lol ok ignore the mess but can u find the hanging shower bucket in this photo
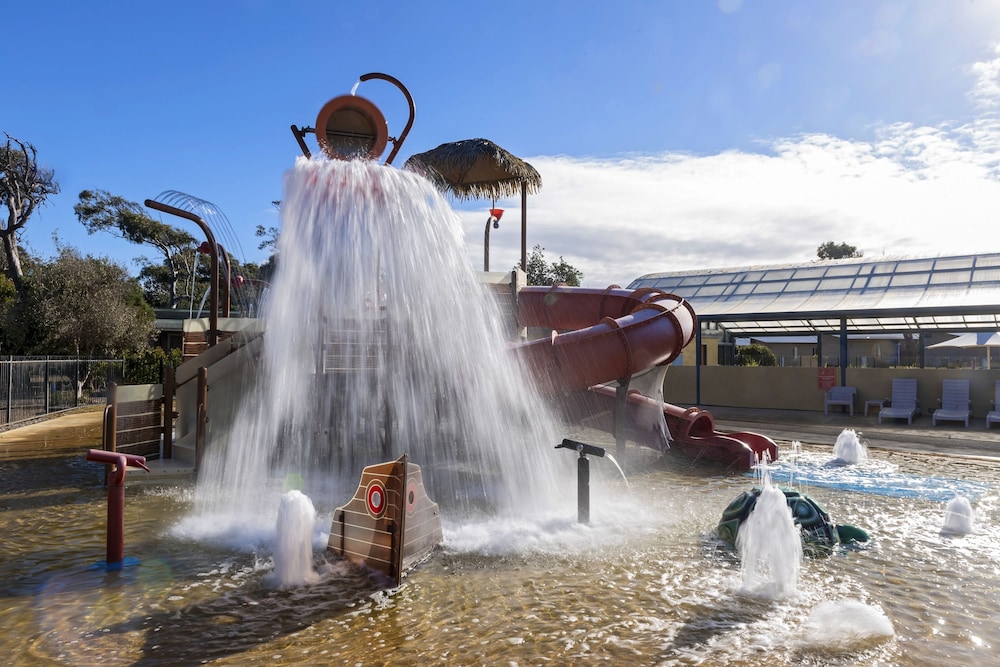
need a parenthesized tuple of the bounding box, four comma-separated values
(314, 94, 389, 161)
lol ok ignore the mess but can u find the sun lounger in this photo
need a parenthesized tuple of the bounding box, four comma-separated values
(878, 378, 920, 425)
(987, 380, 1000, 429)
(931, 379, 971, 427)
(824, 385, 856, 416)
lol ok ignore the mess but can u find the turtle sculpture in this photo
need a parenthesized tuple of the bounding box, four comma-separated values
(718, 487, 869, 551)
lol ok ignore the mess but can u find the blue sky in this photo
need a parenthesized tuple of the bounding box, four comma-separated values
(6, 1, 1000, 287)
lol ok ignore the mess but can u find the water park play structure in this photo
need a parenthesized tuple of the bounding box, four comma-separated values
(86, 73, 778, 574)
(6, 72, 999, 667)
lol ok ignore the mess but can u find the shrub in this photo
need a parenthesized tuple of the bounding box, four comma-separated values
(735, 343, 777, 367)
(124, 347, 183, 384)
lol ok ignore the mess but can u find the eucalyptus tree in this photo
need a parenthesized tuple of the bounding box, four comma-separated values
(0, 134, 60, 296)
(74, 189, 198, 308)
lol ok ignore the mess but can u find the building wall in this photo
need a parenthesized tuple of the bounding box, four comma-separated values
(663, 365, 1000, 417)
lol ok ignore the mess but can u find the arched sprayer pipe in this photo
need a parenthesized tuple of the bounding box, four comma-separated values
(145, 199, 221, 346)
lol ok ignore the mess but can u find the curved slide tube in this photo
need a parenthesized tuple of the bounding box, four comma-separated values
(515, 286, 777, 469)
(516, 286, 697, 393)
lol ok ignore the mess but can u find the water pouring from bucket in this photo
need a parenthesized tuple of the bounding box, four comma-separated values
(187, 146, 566, 541)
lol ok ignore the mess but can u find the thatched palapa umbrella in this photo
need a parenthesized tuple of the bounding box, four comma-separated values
(403, 138, 542, 271)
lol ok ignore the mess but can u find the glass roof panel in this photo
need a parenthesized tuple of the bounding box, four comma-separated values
(824, 264, 859, 277)
(628, 253, 1000, 335)
(792, 267, 826, 279)
(930, 270, 971, 284)
(902, 259, 935, 272)
(889, 273, 929, 287)
(694, 284, 727, 297)
(818, 278, 854, 290)
(785, 279, 819, 292)
(935, 257, 974, 270)
(973, 268, 1000, 281)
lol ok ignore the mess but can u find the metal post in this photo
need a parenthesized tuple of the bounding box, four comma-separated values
(162, 364, 175, 460)
(520, 180, 527, 272)
(44, 356, 50, 415)
(695, 325, 703, 405)
(839, 318, 848, 385)
(614, 380, 628, 455)
(196, 366, 209, 470)
(578, 452, 590, 524)
(5, 355, 12, 425)
(484, 216, 491, 272)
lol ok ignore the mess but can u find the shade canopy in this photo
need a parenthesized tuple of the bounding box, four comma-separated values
(927, 331, 1000, 369)
(926, 332, 1000, 349)
(402, 138, 542, 201)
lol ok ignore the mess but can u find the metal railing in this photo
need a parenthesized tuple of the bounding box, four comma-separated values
(0, 356, 125, 426)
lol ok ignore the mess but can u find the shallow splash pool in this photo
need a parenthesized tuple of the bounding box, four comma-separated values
(1, 440, 998, 666)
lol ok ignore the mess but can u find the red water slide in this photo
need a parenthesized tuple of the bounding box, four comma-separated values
(515, 286, 777, 469)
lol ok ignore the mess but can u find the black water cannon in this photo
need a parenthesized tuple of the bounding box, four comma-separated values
(555, 439, 606, 524)
(556, 439, 606, 458)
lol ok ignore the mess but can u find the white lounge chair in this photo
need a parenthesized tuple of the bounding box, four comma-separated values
(878, 378, 920, 425)
(932, 379, 971, 427)
(987, 380, 1000, 429)
(824, 385, 856, 416)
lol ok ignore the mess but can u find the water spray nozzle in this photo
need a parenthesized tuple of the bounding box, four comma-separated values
(556, 438, 606, 458)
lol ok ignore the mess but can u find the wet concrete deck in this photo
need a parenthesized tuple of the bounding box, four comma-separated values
(707, 405, 1000, 461)
(5, 404, 1000, 473)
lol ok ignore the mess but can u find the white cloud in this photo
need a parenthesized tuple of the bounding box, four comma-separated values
(969, 44, 1000, 111)
(465, 118, 1000, 288)
(455, 46, 1000, 289)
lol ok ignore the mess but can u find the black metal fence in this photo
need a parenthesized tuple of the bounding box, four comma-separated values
(0, 356, 126, 426)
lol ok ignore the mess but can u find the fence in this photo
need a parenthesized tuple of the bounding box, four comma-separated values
(0, 356, 126, 426)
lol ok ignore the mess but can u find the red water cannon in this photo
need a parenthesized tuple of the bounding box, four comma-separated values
(86, 449, 150, 569)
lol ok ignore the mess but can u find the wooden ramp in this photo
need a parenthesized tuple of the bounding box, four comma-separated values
(328, 455, 442, 585)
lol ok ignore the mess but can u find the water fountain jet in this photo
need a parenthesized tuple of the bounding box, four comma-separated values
(941, 495, 975, 535)
(828, 428, 868, 466)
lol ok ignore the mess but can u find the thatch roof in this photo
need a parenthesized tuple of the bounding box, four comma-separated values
(403, 138, 542, 200)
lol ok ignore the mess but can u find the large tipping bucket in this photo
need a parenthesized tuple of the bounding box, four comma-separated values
(314, 94, 389, 161)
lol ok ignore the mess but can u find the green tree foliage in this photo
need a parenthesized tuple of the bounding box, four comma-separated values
(522, 244, 584, 286)
(74, 189, 199, 308)
(124, 346, 183, 384)
(735, 343, 778, 366)
(817, 241, 863, 260)
(0, 134, 60, 295)
(24, 247, 154, 356)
